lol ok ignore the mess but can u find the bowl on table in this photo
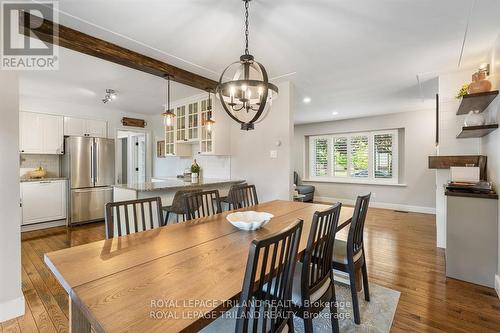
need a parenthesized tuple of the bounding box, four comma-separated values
(226, 211, 274, 231)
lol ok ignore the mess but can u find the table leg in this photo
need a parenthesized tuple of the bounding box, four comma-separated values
(70, 296, 91, 333)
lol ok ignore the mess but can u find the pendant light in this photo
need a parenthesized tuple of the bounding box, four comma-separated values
(161, 75, 175, 127)
(204, 89, 216, 132)
(216, 0, 278, 131)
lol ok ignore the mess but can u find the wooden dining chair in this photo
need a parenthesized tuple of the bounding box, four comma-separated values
(104, 197, 163, 239)
(229, 184, 258, 209)
(332, 193, 371, 324)
(162, 188, 201, 225)
(184, 189, 222, 220)
(220, 182, 247, 210)
(292, 203, 342, 333)
(200, 219, 304, 333)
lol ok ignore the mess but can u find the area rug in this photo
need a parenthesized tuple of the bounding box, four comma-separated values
(293, 281, 400, 333)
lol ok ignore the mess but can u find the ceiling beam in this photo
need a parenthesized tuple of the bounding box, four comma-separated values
(19, 12, 218, 90)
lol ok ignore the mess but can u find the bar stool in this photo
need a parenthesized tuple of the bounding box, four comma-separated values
(162, 188, 201, 225)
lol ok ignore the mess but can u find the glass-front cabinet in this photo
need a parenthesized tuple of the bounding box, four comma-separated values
(187, 102, 199, 141)
(176, 105, 186, 142)
(164, 111, 175, 155)
(200, 99, 213, 154)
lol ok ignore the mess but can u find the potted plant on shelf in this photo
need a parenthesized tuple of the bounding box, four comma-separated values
(191, 159, 200, 183)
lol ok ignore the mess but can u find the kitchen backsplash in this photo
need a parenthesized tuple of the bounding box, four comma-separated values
(20, 154, 60, 178)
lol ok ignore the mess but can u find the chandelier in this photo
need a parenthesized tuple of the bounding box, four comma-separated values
(216, 0, 278, 130)
(161, 75, 175, 127)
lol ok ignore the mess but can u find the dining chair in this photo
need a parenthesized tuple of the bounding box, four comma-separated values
(104, 197, 163, 239)
(162, 188, 201, 225)
(332, 193, 371, 324)
(228, 184, 258, 209)
(220, 182, 247, 210)
(200, 219, 304, 333)
(184, 189, 222, 219)
(292, 203, 341, 333)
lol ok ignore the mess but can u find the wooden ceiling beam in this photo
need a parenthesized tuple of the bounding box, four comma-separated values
(19, 12, 218, 90)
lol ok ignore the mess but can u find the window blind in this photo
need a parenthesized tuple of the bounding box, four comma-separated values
(350, 135, 369, 178)
(333, 137, 348, 177)
(311, 137, 329, 176)
(374, 133, 393, 178)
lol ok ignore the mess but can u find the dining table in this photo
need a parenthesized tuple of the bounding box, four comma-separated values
(44, 200, 354, 333)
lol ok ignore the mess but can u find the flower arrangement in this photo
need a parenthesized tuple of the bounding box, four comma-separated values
(456, 84, 469, 99)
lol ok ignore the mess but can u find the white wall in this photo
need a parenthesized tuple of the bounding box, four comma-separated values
(0, 71, 24, 322)
(435, 69, 483, 248)
(230, 81, 294, 202)
(294, 110, 436, 213)
(481, 32, 500, 294)
(19, 96, 155, 181)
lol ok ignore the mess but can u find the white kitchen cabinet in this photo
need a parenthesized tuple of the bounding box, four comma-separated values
(64, 116, 107, 138)
(198, 98, 231, 156)
(20, 112, 64, 154)
(20, 180, 67, 225)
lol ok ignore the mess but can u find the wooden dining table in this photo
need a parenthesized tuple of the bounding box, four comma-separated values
(44, 200, 354, 333)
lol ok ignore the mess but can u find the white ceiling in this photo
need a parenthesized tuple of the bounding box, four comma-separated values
(21, 0, 500, 123)
(20, 48, 201, 115)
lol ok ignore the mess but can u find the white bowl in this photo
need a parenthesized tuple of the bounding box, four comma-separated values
(226, 211, 274, 231)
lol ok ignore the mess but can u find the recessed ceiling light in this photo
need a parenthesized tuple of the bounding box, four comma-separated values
(332, 111, 338, 115)
(303, 97, 311, 103)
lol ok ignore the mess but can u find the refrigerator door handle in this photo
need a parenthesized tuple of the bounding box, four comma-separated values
(90, 143, 94, 183)
(95, 142, 99, 183)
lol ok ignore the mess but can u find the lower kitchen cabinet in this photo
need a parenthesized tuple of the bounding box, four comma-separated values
(20, 180, 67, 225)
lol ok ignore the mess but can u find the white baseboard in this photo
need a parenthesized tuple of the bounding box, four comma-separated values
(495, 275, 500, 300)
(315, 196, 436, 214)
(0, 296, 25, 323)
(21, 219, 66, 232)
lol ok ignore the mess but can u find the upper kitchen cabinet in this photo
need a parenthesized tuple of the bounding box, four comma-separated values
(198, 98, 230, 156)
(20, 111, 64, 154)
(64, 116, 107, 138)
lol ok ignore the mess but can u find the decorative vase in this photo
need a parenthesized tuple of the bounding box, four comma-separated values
(464, 110, 485, 127)
(191, 172, 199, 183)
(467, 71, 492, 94)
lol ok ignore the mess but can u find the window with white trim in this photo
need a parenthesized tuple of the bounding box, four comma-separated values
(308, 130, 399, 183)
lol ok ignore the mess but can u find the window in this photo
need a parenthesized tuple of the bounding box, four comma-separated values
(308, 130, 399, 183)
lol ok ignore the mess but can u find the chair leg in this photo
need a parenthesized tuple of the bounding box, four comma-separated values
(349, 269, 361, 325)
(164, 211, 170, 226)
(361, 260, 370, 302)
(329, 281, 339, 333)
(303, 316, 314, 333)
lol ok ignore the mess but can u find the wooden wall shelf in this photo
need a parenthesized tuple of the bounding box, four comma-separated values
(456, 90, 498, 115)
(456, 124, 498, 138)
(428, 155, 487, 179)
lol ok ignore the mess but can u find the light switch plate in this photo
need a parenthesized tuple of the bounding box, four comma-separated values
(270, 150, 278, 158)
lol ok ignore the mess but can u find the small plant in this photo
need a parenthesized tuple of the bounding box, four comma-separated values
(456, 84, 469, 99)
(191, 160, 200, 174)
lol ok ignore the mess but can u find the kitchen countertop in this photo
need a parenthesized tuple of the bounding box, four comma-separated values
(20, 177, 67, 183)
(113, 178, 245, 192)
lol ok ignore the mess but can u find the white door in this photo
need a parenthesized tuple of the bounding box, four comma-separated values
(20, 112, 42, 153)
(21, 181, 67, 225)
(86, 119, 107, 138)
(41, 114, 64, 154)
(64, 116, 86, 136)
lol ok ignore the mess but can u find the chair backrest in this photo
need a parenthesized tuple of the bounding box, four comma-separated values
(301, 203, 341, 301)
(184, 189, 222, 220)
(105, 197, 163, 239)
(347, 193, 371, 258)
(169, 188, 202, 214)
(229, 184, 259, 209)
(237, 219, 303, 333)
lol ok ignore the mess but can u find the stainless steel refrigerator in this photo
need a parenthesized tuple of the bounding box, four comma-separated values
(62, 136, 115, 225)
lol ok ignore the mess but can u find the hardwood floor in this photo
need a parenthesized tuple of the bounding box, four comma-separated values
(4, 207, 500, 332)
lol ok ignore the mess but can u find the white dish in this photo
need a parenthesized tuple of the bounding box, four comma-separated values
(226, 211, 274, 231)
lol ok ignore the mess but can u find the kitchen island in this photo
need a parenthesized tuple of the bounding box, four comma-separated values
(113, 178, 245, 206)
